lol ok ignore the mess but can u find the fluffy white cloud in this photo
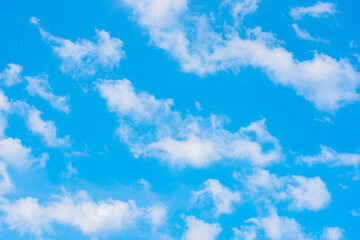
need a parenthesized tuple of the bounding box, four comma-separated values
(0, 137, 49, 170)
(236, 168, 331, 211)
(30, 17, 125, 78)
(292, 24, 327, 43)
(192, 179, 241, 216)
(97, 79, 282, 168)
(233, 210, 311, 240)
(24, 107, 71, 148)
(0, 63, 23, 87)
(0, 190, 166, 238)
(300, 146, 360, 167)
(25, 75, 70, 114)
(322, 227, 344, 240)
(182, 216, 222, 240)
(287, 176, 331, 211)
(290, 2, 337, 20)
(119, 0, 358, 111)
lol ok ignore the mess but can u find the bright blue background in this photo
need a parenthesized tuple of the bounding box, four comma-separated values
(0, 0, 359, 239)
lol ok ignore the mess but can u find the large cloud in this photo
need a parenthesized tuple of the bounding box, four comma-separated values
(119, 0, 359, 111)
(0, 190, 166, 238)
(97, 79, 282, 167)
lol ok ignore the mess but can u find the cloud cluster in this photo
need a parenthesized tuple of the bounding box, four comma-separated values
(0, 190, 166, 238)
(236, 168, 331, 211)
(0, 64, 71, 114)
(31, 17, 125, 78)
(192, 179, 241, 216)
(233, 209, 343, 240)
(119, 0, 359, 111)
(97, 79, 282, 167)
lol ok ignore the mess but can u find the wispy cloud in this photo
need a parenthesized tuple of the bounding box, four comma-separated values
(290, 1, 337, 20)
(30, 17, 125, 78)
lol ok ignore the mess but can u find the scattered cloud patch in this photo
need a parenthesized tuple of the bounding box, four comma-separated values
(322, 227, 344, 240)
(30, 17, 125, 78)
(25, 75, 70, 114)
(97, 79, 282, 168)
(192, 179, 241, 216)
(236, 168, 331, 211)
(0, 190, 166, 238)
(233, 209, 312, 240)
(182, 216, 221, 240)
(0, 64, 23, 87)
(119, 0, 360, 112)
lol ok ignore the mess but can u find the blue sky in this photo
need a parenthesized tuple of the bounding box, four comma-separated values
(0, 0, 360, 239)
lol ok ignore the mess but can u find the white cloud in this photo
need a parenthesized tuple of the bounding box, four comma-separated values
(119, 0, 358, 112)
(24, 107, 71, 148)
(0, 190, 165, 238)
(147, 205, 167, 227)
(60, 162, 78, 179)
(195, 101, 202, 111)
(0, 64, 23, 87)
(322, 227, 344, 240)
(182, 216, 222, 240)
(192, 179, 241, 216)
(0, 137, 49, 170)
(237, 168, 331, 211)
(300, 146, 360, 167)
(25, 75, 70, 114)
(0, 163, 14, 195)
(287, 176, 331, 211)
(290, 2, 337, 20)
(225, 0, 262, 23)
(350, 209, 360, 216)
(31, 17, 125, 78)
(233, 209, 311, 240)
(97, 79, 282, 168)
(292, 24, 328, 43)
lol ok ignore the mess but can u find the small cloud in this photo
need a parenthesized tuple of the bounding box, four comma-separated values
(195, 101, 202, 111)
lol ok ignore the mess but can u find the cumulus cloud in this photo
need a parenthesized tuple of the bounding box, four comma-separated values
(30, 17, 125, 78)
(233, 210, 311, 240)
(322, 227, 344, 240)
(0, 63, 23, 87)
(236, 168, 331, 211)
(299, 146, 360, 167)
(25, 75, 70, 114)
(192, 179, 241, 216)
(0, 138, 49, 170)
(119, 0, 358, 111)
(290, 2, 337, 20)
(0, 190, 166, 238)
(97, 79, 282, 168)
(182, 216, 222, 240)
